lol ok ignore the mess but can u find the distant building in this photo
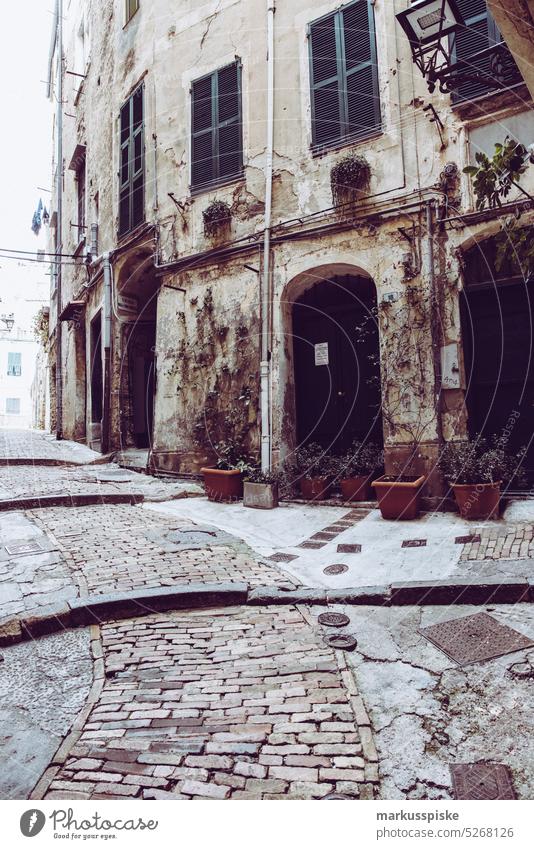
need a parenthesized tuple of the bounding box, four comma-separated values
(0, 328, 39, 429)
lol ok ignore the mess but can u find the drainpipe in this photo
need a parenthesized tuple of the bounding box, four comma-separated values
(426, 200, 444, 450)
(55, 0, 63, 440)
(101, 252, 113, 454)
(260, 0, 275, 473)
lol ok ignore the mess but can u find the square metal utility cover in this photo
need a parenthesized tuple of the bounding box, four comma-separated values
(420, 612, 534, 665)
(5, 541, 44, 556)
(298, 541, 326, 549)
(450, 763, 516, 800)
(268, 552, 298, 563)
(402, 538, 427, 548)
(337, 543, 362, 554)
(454, 534, 481, 545)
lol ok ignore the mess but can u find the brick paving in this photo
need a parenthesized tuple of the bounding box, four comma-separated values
(30, 504, 299, 596)
(41, 606, 377, 800)
(460, 525, 534, 561)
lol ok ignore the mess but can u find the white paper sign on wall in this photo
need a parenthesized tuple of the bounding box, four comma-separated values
(315, 342, 329, 366)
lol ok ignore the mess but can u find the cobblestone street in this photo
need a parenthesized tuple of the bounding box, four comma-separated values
(1, 430, 534, 802)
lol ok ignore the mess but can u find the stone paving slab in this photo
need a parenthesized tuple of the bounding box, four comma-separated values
(0, 429, 101, 465)
(38, 606, 376, 801)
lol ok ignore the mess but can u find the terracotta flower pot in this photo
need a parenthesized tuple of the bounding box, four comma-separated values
(340, 474, 373, 502)
(243, 482, 279, 510)
(372, 475, 426, 520)
(451, 481, 501, 520)
(201, 467, 243, 502)
(299, 476, 332, 500)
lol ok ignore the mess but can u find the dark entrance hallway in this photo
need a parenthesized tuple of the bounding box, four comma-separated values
(292, 274, 382, 452)
(127, 322, 156, 448)
(461, 239, 534, 480)
(89, 311, 103, 449)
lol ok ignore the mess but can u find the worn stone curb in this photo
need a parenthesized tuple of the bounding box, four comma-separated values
(30, 624, 106, 800)
(0, 454, 115, 468)
(1, 579, 533, 649)
(0, 492, 145, 511)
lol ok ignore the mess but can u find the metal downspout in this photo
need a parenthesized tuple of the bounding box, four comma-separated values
(261, 0, 275, 473)
(101, 253, 113, 454)
(427, 200, 444, 450)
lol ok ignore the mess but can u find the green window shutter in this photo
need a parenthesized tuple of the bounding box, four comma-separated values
(191, 61, 242, 191)
(310, 0, 380, 150)
(453, 0, 521, 102)
(119, 85, 145, 237)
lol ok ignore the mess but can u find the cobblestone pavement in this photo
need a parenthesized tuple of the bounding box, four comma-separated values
(0, 429, 99, 464)
(40, 606, 377, 801)
(460, 524, 534, 561)
(29, 504, 298, 598)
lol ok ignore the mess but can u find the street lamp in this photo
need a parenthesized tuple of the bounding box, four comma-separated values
(396, 0, 464, 92)
(0, 314, 15, 332)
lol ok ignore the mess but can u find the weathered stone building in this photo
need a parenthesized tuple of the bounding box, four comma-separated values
(47, 0, 534, 496)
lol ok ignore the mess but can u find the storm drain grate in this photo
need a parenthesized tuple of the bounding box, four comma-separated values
(268, 552, 298, 563)
(318, 612, 350, 628)
(5, 541, 44, 556)
(310, 532, 339, 541)
(323, 563, 349, 575)
(337, 543, 362, 554)
(455, 534, 481, 545)
(402, 539, 427, 548)
(450, 763, 516, 800)
(420, 612, 534, 665)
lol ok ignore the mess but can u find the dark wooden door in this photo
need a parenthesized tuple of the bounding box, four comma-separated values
(461, 279, 534, 478)
(293, 275, 382, 451)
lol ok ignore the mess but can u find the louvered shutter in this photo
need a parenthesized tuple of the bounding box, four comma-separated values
(451, 0, 523, 102)
(191, 62, 243, 191)
(119, 85, 145, 237)
(343, 1, 380, 138)
(310, 0, 380, 150)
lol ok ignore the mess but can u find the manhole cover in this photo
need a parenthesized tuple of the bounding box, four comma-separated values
(323, 563, 349, 575)
(268, 552, 298, 563)
(324, 634, 358, 651)
(420, 612, 534, 665)
(323, 793, 353, 800)
(337, 543, 362, 554)
(402, 538, 427, 548)
(450, 764, 516, 800)
(318, 612, 350, 628)
(5, 541, 44, 556)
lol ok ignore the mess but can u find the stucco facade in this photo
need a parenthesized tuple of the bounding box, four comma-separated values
(47, 0, 534, 497)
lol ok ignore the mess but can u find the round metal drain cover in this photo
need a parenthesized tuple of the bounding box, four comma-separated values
(324, 634, 358, 651)
(508, 661, 534, 680)
(323, 563, 348, 575)
(323, 793, 353, 800)
(318, 612, 350, 628)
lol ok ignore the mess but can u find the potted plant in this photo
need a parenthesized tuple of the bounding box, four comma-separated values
(243, 467, 280, 510)
(438, 437, 525, 520)
(200, 437, 252, 503)
(293, 443, 334, 500)
(334, 440, 383, 502)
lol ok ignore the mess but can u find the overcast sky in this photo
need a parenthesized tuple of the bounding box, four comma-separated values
(0, 2, 53, 330)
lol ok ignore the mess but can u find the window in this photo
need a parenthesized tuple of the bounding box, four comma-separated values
(309, 0, 380, 151)
(126, 0, 139, 24)
(191, 61, 243, 192)
(453, 0, 522, 102)
(119, 85, 145, 237)
(6, 398, 20, 414)
(7, 352, 21, 377)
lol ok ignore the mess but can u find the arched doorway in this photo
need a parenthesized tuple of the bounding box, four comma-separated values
(292, 273, 382, 452)
(460, 236, 534, 478)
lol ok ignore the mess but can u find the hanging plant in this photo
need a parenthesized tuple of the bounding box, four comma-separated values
(203, 200, 232, 238)
(330, 153, 371, 209)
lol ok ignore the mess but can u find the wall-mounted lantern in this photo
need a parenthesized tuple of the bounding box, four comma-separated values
(396, 0, 463, 93)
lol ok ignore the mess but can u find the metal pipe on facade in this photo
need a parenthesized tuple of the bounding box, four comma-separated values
(260, 0, 275, 473)
(426, 200, 444, 449)
(101, 253, 113, 454)
(55, 0, 63, 440)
